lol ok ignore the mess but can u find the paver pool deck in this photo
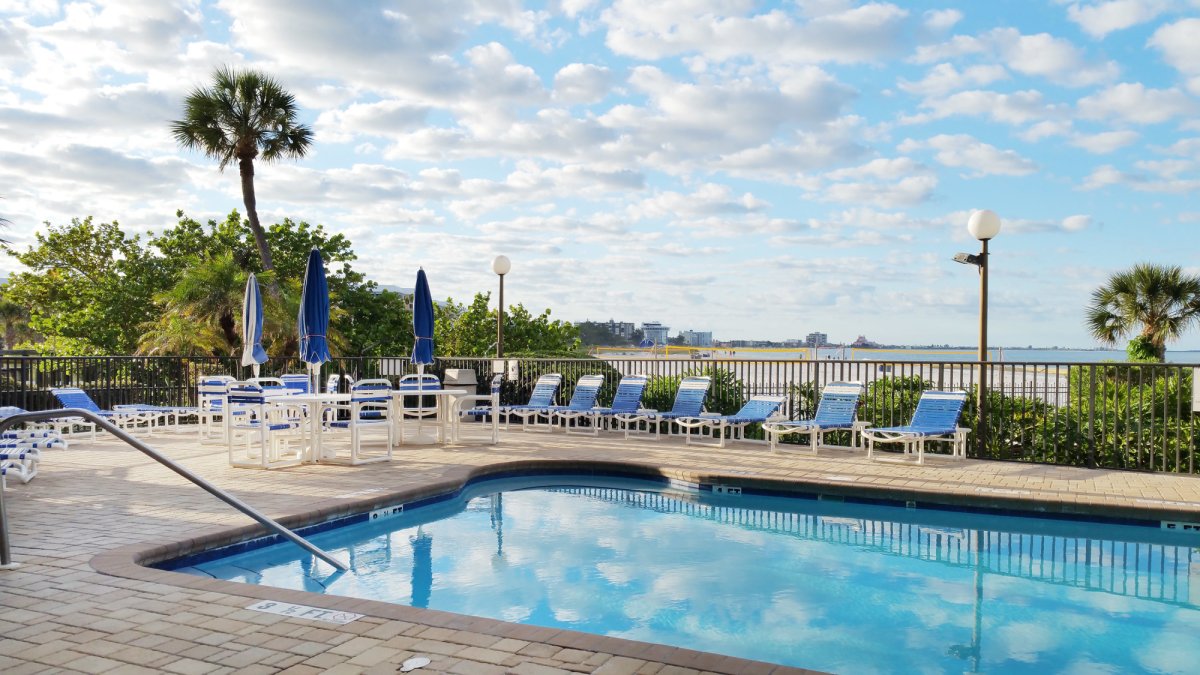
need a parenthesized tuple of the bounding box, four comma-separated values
(3, 427, 1200, 675)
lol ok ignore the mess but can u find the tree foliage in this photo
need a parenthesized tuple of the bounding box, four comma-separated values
(2, 211, 580, 359)
(4, 217, 166, 354)
(435, 292, 581, 357)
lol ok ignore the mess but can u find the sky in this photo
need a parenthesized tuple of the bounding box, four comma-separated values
(1, 0, 1198, 349)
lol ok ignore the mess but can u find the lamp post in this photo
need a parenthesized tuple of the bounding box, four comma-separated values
(492, 255, 511, 360)
(957, 209, 1001, 458)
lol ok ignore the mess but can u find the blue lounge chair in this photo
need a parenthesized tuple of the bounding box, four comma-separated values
(487, 374, 563, 431)
(0, 407, 66, 487)
(529, 374, 604, 432)
(762, 382, 864, 454)
(610, 375, 711, 440)
(675, 395, 787, 447)
(280, 373, 313, 393)
(50, 387, 164, 434)
(567, 373, 649, 436)
(863, 390, 969, 464)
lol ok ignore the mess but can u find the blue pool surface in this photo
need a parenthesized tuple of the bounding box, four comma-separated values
(172, 476, 1200, 673)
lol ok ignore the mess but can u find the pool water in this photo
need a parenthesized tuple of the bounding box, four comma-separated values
(173, 476, 1200, 673)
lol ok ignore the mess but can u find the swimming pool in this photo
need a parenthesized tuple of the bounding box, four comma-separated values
(167, 475, 1200, 673)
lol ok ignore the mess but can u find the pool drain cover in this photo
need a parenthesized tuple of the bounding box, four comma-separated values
(400, 656, 431, 672)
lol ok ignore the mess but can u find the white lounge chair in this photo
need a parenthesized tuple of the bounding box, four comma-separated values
(763, 382, 865, 454)
(863, 390, 970, 464)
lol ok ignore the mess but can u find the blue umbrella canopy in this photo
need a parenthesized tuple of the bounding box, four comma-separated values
(412, 268, 434, 365)
(241, 273, 268, 376)
(298, 248, 331, 367)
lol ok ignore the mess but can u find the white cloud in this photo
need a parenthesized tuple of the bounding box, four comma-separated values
(314, 100, 431, 144)
(1019, 119, 1073, 142)
(897, 63, 1008, 97)
(1067, 0, 1171, 39)
(1080, 162, 1199, 192)
(902, 89, 1058, 125)
(600, 0, 911, 64)
(913, 27, 1118, 86)
(1081, 164, 1131, 189)
(900, 134, 1038, 176)
(552, 63, 613, 104)
(1077, 82, 1197, 124)
(1148, 18, 1200, 82)
(1062, 214, 1092, 231)
(922, 9, 963, 31)
(1069, 129, 1140, 153)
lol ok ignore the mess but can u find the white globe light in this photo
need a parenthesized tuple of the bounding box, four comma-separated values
(492, 255, 511, 276)
(967, 209, 1001, 241)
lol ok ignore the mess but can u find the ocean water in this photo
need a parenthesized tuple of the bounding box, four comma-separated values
(662, 347, 1200, 364)
(177, 476, 1200, 674)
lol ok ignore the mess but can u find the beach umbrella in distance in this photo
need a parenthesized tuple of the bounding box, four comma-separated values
(241, 273, 269, 378)
(411, 268, 435, 437)
(298, 247, 332, 394)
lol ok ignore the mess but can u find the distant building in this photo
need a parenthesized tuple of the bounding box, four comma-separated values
(850, 335, 877, 348)
(679, 330, 713, 347)
(641, 321, 670, 345)
(602, 319, 636, 340)
(805, 331, 829, 348)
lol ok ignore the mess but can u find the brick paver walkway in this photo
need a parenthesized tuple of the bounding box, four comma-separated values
(3, 426, 1200, 674)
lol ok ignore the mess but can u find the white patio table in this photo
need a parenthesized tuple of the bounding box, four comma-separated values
(388, 388, 470, 445)
(269, 392, 352, 462)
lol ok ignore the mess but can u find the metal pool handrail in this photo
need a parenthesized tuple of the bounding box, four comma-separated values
(0, 409, 348, 571)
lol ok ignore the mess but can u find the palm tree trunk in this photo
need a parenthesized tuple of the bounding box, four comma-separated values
(239, 158, 279, 282)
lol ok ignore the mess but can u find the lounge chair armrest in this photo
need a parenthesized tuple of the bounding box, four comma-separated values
(699, 412, 722, 418)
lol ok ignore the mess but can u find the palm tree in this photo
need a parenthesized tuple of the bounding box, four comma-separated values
(171, 66, 312, 279)
(1086, 263, 1200, 361)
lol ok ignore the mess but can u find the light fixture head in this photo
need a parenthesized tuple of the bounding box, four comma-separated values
(953, 252, 982, 266)
(492, 255, 511, 276)
(967, 209, 1001, 241)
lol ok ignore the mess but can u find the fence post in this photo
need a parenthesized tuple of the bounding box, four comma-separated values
(1087, 365, 1097, 469)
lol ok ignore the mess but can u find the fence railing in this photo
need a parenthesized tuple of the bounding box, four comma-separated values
(2, 355, 1196, 473)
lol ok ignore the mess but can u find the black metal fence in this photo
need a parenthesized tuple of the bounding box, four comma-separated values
(2, 354, 1196, 473)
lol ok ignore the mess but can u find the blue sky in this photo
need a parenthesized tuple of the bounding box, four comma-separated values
(1, 0, 1198, 348)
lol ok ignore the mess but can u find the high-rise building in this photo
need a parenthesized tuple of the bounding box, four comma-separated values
(641, 321, 670, 345)
(805, 331, 829, 347)
(679, 330, 713, 347)
(603, 319, 636, 339)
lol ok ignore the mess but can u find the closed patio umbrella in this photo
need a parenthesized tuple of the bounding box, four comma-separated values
(298, 248, 332, 395)
(411, 268, 435, 438)
(241, 273, 268, 378)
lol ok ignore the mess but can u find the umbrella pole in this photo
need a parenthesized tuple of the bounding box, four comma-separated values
(252, 364, 260, 379)
(416, 363, 425, 438)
